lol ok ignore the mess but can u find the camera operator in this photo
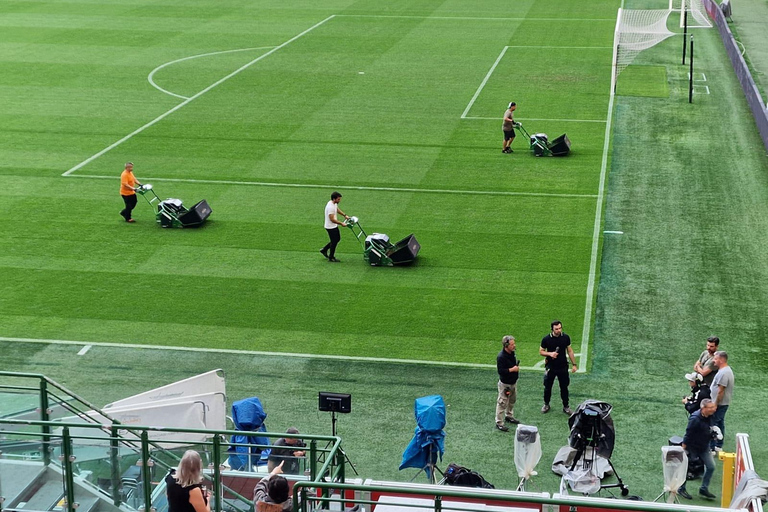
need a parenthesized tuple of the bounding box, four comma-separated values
(267, 427, 306, 474)
(682, 372, 710, 415)
(495, 335, 520, 432)
(677, 399, 718, 500)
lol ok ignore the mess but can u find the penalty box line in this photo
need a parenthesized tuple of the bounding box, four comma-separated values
(62, 15, 337, 177)
(461, 45, 613, 120)
(68, 174, 599, 199)
(0, 336, 574, 372)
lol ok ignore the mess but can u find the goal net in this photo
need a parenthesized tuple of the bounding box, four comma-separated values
(670, 0, 713, 28)
(611, 8, 675, 93)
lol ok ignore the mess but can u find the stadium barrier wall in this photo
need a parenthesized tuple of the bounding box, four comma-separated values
(702, 0, 768, 152)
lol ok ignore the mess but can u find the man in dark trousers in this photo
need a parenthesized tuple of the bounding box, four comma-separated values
(320, 191, 349, 263)
(539, 320, 577, 414)
(678, 399, 718, 500)
(495, 335, 520, 432)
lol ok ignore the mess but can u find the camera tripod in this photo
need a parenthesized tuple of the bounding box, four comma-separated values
(322, 408, 358, 476)
(569, 415, 629, 496)
(408, 442, 444, 485)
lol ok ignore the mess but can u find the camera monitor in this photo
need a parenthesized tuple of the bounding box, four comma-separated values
(318, 392, 351, 413)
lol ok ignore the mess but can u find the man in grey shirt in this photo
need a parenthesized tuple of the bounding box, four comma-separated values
(710, 350, 734, 451)
(693, 336, 720, 387)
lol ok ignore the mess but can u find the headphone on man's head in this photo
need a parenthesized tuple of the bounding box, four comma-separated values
(502, 336, 514, 348)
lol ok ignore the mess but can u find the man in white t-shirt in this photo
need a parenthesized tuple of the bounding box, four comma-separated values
(320, 191, 349, 262)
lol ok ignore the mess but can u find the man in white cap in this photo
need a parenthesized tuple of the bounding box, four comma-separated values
(502, 102, 518, 154)
(682, 372, 710, 415)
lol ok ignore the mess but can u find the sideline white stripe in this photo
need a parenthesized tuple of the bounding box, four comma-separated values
(66, 174, 598, 199)
(77, 345, 91, 356)
(462, 116, 607, 123)
(505, 45, 612, 49)
(148, 46, 276, 100)
(579, 4, 624, 373)
(461, 46, 508, 119)
(603, 230, 623, 234)
(334, 14, 615, 22)
(0, 336, 559, 371)
(62, 16, 335, 177)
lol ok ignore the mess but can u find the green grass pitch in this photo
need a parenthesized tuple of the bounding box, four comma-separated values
(4, 0, 768, 500)
(0, 0, 620, 367)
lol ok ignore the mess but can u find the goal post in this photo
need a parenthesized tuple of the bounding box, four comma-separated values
(611, 8, 675, 93)
(677, 0, 713, 28)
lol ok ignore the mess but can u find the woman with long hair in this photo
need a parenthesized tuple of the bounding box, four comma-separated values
(166, 450, 211, 512)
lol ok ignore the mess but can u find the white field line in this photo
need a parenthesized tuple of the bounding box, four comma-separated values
(603, 230, 623, 234)
(0, 336, 566, 371)
(579, 6, 623, 372)
(77, 345, 92, 356)
(505, 45, 612, 49)
(462, 116, 607, 123)
(62, 16, 335, 177)
(461, 45, 612, 120)
(461, 46, 508, 119)
(67, 174, 598, 199)
(148, 46, 276, 100)
(334, 14, 615, 22)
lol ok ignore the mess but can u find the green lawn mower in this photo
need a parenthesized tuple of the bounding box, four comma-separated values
(137, 184, 211, 228)
(515, 122, 571, 157)
(345, 217, 420, 266)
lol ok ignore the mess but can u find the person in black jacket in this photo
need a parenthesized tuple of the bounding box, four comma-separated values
(495, 335, 520, 432)
(682, 372, 711, 414)
(678, 399, 718, 500)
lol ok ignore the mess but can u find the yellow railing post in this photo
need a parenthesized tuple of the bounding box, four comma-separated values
(719, 451, 735, 507)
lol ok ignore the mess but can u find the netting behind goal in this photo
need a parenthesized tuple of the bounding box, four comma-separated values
(670, 0, 713, 28)
(611, 8, 675, 93)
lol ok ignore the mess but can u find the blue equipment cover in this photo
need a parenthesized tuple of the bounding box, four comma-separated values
(227, 397, 270, 471)
(399, 395, 446, 475)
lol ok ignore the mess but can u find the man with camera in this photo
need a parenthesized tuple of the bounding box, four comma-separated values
(267, 427, 306, 474)
(682, 372, 710, 415)
(495, 335, 520, 432)
(678, 399, 719, 500)
(540, 320, 577, 415)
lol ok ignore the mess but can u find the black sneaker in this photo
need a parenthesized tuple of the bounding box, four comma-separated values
(329, 257, 340, 262)
(563, 406, 573, 415)
(320, 249, 329, 259)
(699, 488, 716, 499)
(495, 424, 509, 432)
(541, 404, 550, 413)
(678, 488, 692, 500)
(504, 416, 520, 424)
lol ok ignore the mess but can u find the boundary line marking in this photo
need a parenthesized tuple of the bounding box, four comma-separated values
(578, 3, 624, 373)
(462, 116, 607, 123)
(62, 15, 335, 177)
(504, 45, 613, 49)
(334, 14, 616, 22)
(67, 174, 598, 199)
(461, 46, 508, 119)
(148, 46, 276, 100)
(0, 336, 570, 371)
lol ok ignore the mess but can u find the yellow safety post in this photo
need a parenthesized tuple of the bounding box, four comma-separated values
(720, 451, 736, 507)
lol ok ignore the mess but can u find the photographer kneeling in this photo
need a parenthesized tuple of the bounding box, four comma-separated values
(678, 399, 719, 500)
